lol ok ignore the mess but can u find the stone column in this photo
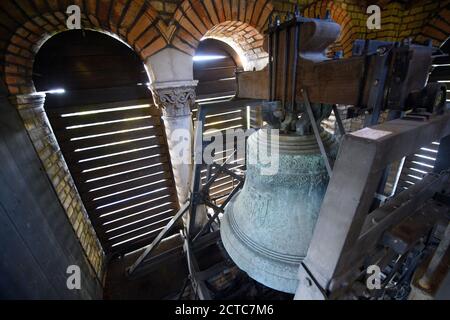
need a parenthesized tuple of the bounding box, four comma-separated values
(150, 80, 198, 207)
(145, 48, 207, 232)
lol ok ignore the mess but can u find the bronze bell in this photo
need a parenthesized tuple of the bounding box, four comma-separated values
(220, 128, 337, 293)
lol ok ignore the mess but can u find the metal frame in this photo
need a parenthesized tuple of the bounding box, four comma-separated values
(295, 112, 450, 299)
(185, 98, 264, 299)
(332, 104, 346, 137)
(302, 89, 333, 176)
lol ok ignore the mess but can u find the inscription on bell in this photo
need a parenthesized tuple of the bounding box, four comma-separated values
(248, 190, 270, 225)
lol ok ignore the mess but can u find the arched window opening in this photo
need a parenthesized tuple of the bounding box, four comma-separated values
(33, 30, 179, 256)
(430, 38, 450, 106)
(193, 39, 243, 101)
(33, 31, 148, 92)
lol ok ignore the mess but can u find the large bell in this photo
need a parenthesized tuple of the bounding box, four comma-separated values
(220, 128, 337, 293)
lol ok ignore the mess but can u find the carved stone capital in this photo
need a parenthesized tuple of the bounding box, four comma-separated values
(150, 81, 198, 117)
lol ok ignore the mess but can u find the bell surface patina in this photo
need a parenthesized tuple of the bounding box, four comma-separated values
(220, 128, 337, 293)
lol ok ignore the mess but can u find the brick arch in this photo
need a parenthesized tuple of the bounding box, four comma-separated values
(2, 0, 167, 95)
(303, 0, 358, 57)
(414, 5, 450, 48)
(171, 0, 273, 65)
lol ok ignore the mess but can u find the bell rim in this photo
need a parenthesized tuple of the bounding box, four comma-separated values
(220, 208, 300, 294)
(227, 202, 304, 264)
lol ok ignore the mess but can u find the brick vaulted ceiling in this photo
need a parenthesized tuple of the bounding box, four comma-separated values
(1, 0, 450, 95)
(0, 0, 275, 95)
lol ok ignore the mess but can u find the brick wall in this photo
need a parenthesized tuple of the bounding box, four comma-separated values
(272, 1, 450, 56)
(9, 93, 105, 279)
(172, 0, 273, 56)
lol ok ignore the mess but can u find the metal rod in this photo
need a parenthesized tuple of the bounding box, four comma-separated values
(365, 50, 393, 127)
(220, 180, 244, 210)
(192, 215, 219, 243)
(188, 110, 206, 237)
(184, 237, 212, 300)
(202, 151, 237, 190)
(191, 201, 223, 243)
(282, 26, 291, 110)
(418, 222, 450, 290)
(356, 40, 371, 109)
(215, 165, 244, 182)
(204, 199, 224, 213)
(272, 23, 279, 100)
(332, 104, 346, 136)
(290, 21, 300, 114)
(177, 277, 191, 300)
(268, 17, 274, 101)
(192, 180, 244, 243)
(205, 164, 212, 182)
(434, 134, 450, 174)
(202, 167, 225, 191)
(302, 89, 333, 177)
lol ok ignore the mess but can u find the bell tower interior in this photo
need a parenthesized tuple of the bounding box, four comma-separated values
(1, 0, 450, 303)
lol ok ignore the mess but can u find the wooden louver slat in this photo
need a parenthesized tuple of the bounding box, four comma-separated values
(45, 97, 179, 255)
